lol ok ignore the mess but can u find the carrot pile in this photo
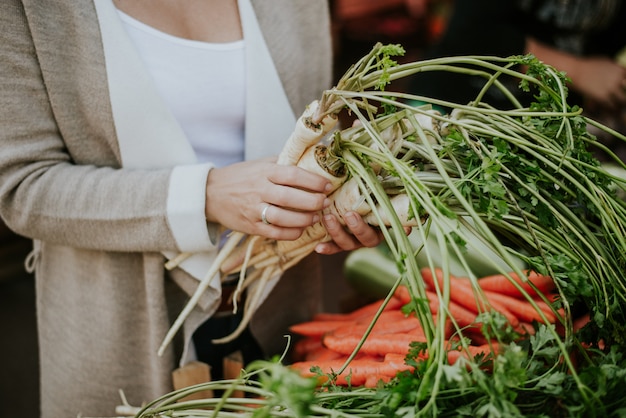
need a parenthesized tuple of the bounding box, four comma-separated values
(288, 268, 560, 388)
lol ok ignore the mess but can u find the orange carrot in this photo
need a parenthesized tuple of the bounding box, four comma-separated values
(304, 345, 345, 362)
(289, 319, 357, 338)
(323, 330, 427, 356)
(447, 343, 498, 365)
(293, 337, 323, 360)
(347, 296, 405, 319)
(530, 297, 559, 315)
(542, 292, 561, 303)
(393, 285, 412, 305)
(290, 353, 414, 386)
(291, 343, 498, 388)
(364, 374, 392, 388)
(395, 287, 479, 332)
(355, 309, 414, 324)
(311, 296, 404, 322)
(477, 270, 555, 298)
(331, 312, 422, 338)
(422, 268, 520, 327)
(424, 289, 479, 328)
(482, 289, 556, 324)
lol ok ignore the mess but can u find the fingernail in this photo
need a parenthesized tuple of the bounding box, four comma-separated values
(345, 212, 358, 227)
(323, 214, 336, 228)
(323, 198, 331, 208)
(324, 183, 333, 193)
(312, 214, 320, 224)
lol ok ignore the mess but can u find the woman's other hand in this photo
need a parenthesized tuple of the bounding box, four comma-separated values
(314, 211, 385, 255)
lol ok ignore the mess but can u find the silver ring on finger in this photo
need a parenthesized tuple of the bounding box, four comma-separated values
(261, 204, 272, 225)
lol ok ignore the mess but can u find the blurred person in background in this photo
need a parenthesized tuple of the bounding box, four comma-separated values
(410, 0, 626, 160)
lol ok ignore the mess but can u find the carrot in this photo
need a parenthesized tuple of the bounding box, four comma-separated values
(323, 330, 427, 356)
(291, 342, 497, 388)
(312, 296, 404, 323)
(477, 270, 555, 298)
(365, 309, 414, 322)
(292, 310, 419, 340)
(350, 296, 405, 319)
(293, 337, 323, 360)
(447, 343, 498, 365)
(394, 285, 412, 304)
(446, 301, 481, 329)
(421, 268, 520, 327)
(290, 353, 415, 387)
(530, 297, 559, 315)
(482, 289, 556, 324)
(423, 289, 479, 328)
(304, 345, 345, 362)
(542, 292, 561, 303)
(289, 319, 358, 338)
(394, 286, 477, 330)
(331, 311, 422, 338)
(364, 374, 392, 388)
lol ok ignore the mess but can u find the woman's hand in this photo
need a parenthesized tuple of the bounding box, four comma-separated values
(204, 157, 388, 251)
(205, 158, 331, 241)
(314, 211, 384, 255)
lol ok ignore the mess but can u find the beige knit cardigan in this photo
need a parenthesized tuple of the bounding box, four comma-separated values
(0, 0, 333, 416)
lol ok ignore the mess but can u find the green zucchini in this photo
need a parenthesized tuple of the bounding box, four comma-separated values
(345, 218, 526, 299)
(409, 219, 526, 279)
(343, 245, 401, 299)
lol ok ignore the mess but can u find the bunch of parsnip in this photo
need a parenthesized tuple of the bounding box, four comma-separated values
(152, 43, 626, 416)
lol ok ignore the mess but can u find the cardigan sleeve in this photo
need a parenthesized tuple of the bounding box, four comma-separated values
(0, 1, 215, 254)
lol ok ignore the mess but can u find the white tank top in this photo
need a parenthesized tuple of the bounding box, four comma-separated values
(117, 10, 246, 167)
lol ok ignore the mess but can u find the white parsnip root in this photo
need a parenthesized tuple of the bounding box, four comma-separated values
(362, 194, 424, 227)
(277, 100, 338, 166)
(158, 231, 244, 356)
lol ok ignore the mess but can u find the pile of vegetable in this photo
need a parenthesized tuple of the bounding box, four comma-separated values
(145, 44, 626, 417)
(287, 268, 560, 387)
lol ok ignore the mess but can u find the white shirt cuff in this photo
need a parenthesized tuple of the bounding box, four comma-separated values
(167, 163, 216, 252)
